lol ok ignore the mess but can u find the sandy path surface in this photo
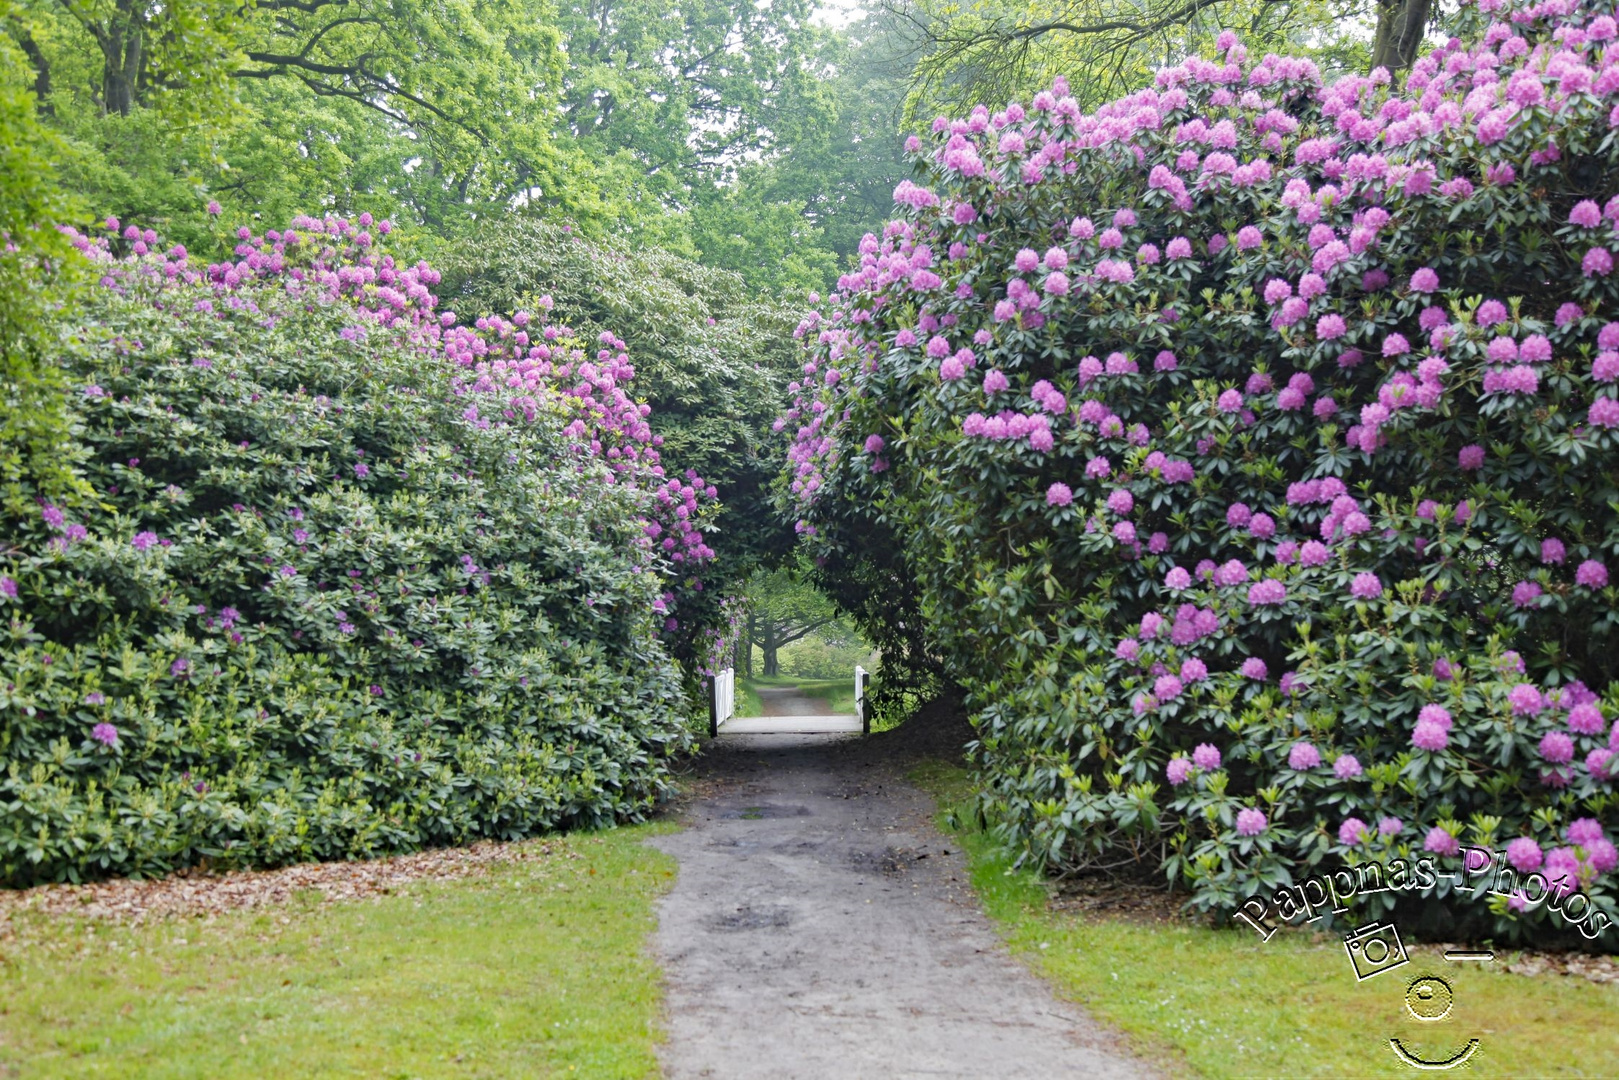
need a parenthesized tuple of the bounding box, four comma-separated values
(649, 694, 1156, 1080)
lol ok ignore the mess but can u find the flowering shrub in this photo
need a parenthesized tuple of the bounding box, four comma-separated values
(0, 212, 710, 886)
(435, 220, 807, 681)
(786, 2, 1619, 944)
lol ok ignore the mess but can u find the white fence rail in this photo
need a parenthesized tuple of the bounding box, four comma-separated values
(709, 665, 869, 735)
(708, 668, 735, 735)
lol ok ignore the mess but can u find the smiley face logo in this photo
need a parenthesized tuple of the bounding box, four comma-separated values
(1389, 976, 1481, 1070)
(1405, 977, 1453, 1021)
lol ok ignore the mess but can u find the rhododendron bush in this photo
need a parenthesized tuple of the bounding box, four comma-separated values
(0, 213, 715, 886)
(786, 1, 1619, 944)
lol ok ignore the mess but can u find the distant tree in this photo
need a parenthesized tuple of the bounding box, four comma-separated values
(740, 569, 839, 677)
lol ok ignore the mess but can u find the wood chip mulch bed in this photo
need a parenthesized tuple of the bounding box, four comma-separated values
(0, 839, 563, 937)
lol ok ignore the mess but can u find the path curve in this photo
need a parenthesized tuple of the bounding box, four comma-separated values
(649, 692, 1156, 1080)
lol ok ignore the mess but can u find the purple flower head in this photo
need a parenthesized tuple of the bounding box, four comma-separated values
(1288, 742, 1321, 770)
(0, 577, 16, 600)
(1378, 817, 1403, 837)
(1046, 483, 1073, 507)
(1570, 200, 1603, 227)
(1114, 637, 1140, 661)
(1240, 657, 1268, 680)
(170, 658, 190, 677)
(1166, 757, 1193, 786)
(1412, 720, 1448, 752)
(1216, 389, 1243, 413)
(1181, 658, 1208, 682)
(1505, 837, 1543, 873)
(1333, 754, 1362, 780)
(91, 722, 119, 747)
(1508, 683, 1544, 716)
(1541, 538, 1566, 565)
(1424, 827, 1459, 856)
(1192, 743, 1222, 771)
(1349, 572, 1383, 600)
(1248, 579, 1286, 606)
(1539, 730, 1575, 764)
(1511, 581, 1543, 608)
(1165, 566, 1192, 590)
(1576, 560, 1609, 588)
(1338, 817, 1369, 847)
(1418, 704, 1452, 731)
(1236, 808, 1268, 837)
(1107, 489, 1134, 515)
(131, 531, 159, 551)
(1154, 674, 1184, 701)
(1567, 818, 1606, 848)
(1569, 702, 1606, 735)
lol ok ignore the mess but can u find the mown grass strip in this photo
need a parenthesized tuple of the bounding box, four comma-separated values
(911, 761, 1619, 1079)
(0, 826, 676, 1079)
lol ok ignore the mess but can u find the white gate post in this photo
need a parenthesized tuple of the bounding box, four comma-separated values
(709, 667, 735, 736)
(855, 665, 868, 735)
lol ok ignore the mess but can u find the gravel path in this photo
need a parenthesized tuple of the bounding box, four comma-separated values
(649, 694, 1157, 1080)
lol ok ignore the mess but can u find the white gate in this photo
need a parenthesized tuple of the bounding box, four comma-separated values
(855, 665, 868, 734)
(708, 667, 735, 735)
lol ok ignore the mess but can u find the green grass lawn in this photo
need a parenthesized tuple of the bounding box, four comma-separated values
(0, 826, 676, 1079)
(911, 761, 1619, 1079)
(736, 673, 859, 717)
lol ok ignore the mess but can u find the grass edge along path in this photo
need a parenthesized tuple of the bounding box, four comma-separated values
(0, 825, 678, 1079)
(909, 760, 1619, 1079)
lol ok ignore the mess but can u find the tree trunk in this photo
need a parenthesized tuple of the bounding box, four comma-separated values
(1370, 0, 1433, 75)
(742, 612, 755, 676)
(8, 21, 53, 115)
(100, 17, 143, 117)
(761, 619, 780, 676)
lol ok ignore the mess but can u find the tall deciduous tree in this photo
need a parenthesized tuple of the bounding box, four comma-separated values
(741, 569, 839, 677)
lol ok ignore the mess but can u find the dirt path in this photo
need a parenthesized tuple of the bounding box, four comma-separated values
(648, 694, 1157, 1080)
(757, 685, 834, 716)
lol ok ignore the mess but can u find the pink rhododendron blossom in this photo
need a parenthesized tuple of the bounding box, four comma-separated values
(1236, 808, 1267, 836)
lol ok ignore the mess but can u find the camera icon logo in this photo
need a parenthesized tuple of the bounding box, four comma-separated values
(1344, 921, 1410, 981)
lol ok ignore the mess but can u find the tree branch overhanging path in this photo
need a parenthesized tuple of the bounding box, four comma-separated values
(884, 0, 1437, 115)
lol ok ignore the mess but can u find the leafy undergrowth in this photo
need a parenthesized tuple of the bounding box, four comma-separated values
(0, 826, 675, 1079)
(911, 761, 1619, 1079)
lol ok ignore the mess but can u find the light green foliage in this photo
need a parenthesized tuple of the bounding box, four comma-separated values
(914, 761, 1619, 1078)
(775, 631, 876, 682)
(0, 829, 675, 1078)
(741, 567, 841, 677)
(16, 0, 577, 234)
(0, 1, 87, 505)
